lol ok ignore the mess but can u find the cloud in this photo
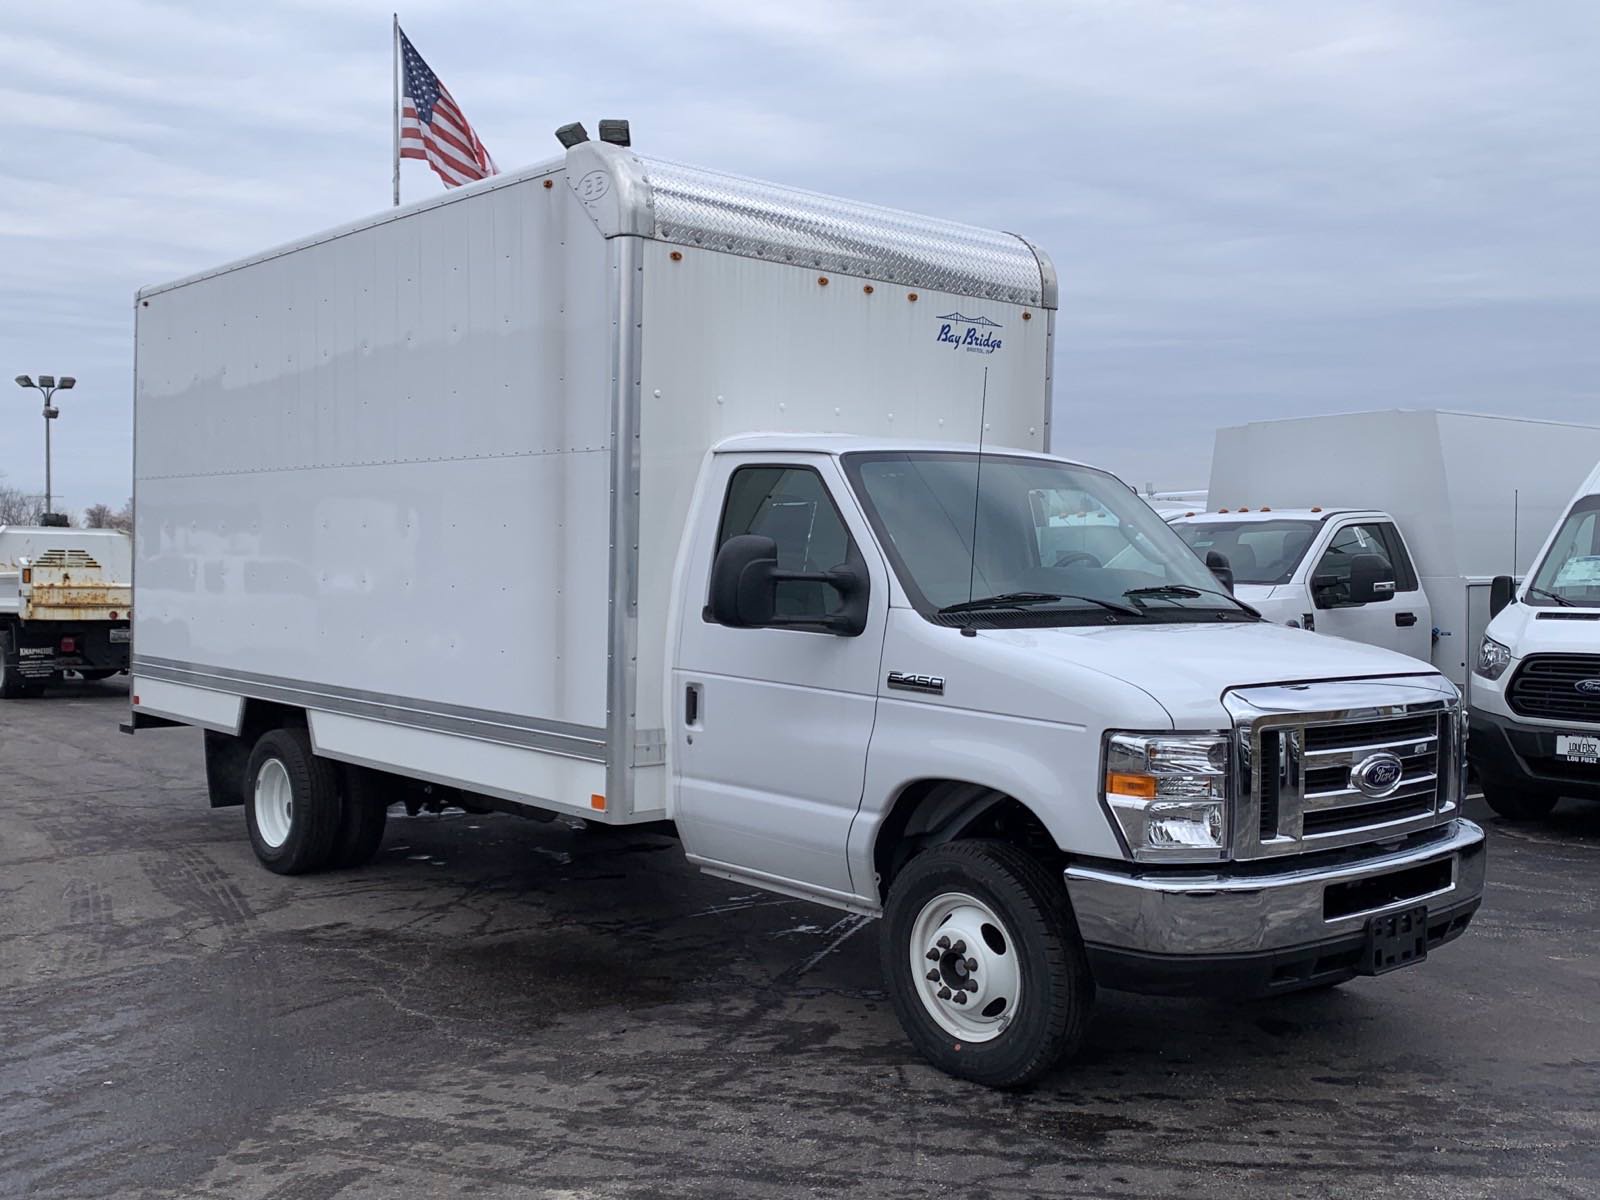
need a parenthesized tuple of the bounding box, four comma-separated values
(1, 0, 1597, 507)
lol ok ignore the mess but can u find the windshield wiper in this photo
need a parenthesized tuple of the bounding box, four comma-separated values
(939, 591, 1143, 617)
(1526, 586, 1575, 607)
(1123, 584, 1261, 618)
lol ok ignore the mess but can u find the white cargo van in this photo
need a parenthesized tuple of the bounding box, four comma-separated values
(1, 525, 132, 697)
(1169, 411, 1600, 687)
(127, 134, 1484, 1087)
(1469, 460, 1600, 819)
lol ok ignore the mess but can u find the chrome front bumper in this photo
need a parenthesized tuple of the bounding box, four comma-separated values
(1064, 819, 1485, 960)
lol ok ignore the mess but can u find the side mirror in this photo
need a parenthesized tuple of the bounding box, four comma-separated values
(1489, 574, 1516, 617)
(1347, 553, 1396, 605)
(1204, 550, 1234, 594)
(707, 534, 867, 635)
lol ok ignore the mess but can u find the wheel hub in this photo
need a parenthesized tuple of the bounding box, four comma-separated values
(909, 892, 1021, 1041)
(254, 758, 294, 849)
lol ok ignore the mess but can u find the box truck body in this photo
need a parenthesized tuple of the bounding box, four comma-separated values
(128, 142, 1483, 1087)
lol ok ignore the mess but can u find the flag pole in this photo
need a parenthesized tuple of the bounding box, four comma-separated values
(391, 13, 401, 206)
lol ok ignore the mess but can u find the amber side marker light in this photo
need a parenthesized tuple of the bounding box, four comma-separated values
(1106, 772, 1157, 799)
(590, 793, 606, 811)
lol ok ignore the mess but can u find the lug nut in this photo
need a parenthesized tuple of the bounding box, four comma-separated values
(926, 948, 940, 961)
(937, 936, 951, 950)
(925, 969, 940, 982)
(952, 993, 967, 1005)
(937, 986, 952, 1000)
(951, 940, 966, 955)
(966, 958, 978, 972)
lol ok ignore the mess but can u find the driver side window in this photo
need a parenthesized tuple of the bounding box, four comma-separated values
(716, 466, 855, 621)
(1315, 523, 1396, 600)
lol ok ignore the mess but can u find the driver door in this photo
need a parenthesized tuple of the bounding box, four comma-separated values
(672, 455, 890, 901)
(1312, 520, 1431, 660)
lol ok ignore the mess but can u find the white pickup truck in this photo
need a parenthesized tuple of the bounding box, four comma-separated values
(127, 132, 1484, 1087)
(1, 525, 132, 698)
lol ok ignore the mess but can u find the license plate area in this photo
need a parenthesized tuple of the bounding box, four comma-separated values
(1362, 904, 1428, 975)
(1556, 733, 1599, 764)
(110, 628, 132, 644)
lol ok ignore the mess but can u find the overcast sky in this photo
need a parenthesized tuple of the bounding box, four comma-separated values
(2, 0, 1597, 513)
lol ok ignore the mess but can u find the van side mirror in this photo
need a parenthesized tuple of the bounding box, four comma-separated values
(707, 534, 867, 635)
(1204, 550, 1234, 594)
(1347, 553, 1396, 605)
(1489, 574, 1516, 617)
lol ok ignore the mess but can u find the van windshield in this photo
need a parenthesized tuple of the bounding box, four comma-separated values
(1171, 519, 1320, 586)
(843, 451, 1250, 623)
(1526, 494, 1600, 607)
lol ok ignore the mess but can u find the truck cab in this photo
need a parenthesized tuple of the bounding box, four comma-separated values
(1469, 461, 1600, 819)
(1170, 508, 1432, 661)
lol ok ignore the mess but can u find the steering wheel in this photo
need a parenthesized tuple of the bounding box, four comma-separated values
(1051, 550, 1102, 570)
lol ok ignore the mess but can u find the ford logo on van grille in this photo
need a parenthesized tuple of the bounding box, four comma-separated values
(1576, 678, 1600, 696)
(1350, 752, 1405, 799)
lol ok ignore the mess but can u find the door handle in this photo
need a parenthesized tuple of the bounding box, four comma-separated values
(1395, 612, 1417, 627)
(684, 683, 701, 726)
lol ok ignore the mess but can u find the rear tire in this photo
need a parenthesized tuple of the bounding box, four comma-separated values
(331, 766, 390, 869)
(1481, 778, 1559, 821)
(245, 728, 341, 874)
(882, 839, 1094, 1089)
(0, 651, 43, 699)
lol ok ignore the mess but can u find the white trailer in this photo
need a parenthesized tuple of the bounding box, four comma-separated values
(1, 526, 132, 697)
(1172, 409, 1600, 687)
(130, 135, 1484, 1087)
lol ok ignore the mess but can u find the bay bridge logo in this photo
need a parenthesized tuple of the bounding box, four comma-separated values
(935, 313, 1004, 354)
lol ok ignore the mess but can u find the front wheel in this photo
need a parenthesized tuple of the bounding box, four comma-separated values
(881, 839, 1094, 1089)
(1481, 778, 1559, 821)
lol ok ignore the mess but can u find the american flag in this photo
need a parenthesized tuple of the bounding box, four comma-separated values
(398, 28, 498, 188)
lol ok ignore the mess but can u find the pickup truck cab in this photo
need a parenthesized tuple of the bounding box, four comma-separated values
(1470, 461, 1600, 819)
(1170, 508, 1431, 658)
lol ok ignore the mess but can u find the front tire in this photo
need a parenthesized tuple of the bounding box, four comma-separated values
(882, 839, 1094, 1089)
(1481, 778, 1559, 821)
(245, 728, 341, 874)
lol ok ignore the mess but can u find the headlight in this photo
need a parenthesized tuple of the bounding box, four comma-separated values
(1476, 635, 1512, 680)
(1103, 733, 1230, 862)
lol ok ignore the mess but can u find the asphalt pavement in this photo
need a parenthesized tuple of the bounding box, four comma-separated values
(2, 678, 1597, 1199)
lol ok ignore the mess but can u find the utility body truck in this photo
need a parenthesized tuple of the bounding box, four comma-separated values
(1170, 411, 1600, 691)
(1, 526, 132, 698)
(1470, 459, 1600, 819)
(127, 135, 1484, 1086)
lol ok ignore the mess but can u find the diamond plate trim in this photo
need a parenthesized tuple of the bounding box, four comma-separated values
(638, 157, 1049, 308)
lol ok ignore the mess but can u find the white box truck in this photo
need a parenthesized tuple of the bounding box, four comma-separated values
(128, 133, 1484, 1087)
(1169, 410, 1600, 689)
(1470, 459, 1600, 819)
(1, 525, 132, 697)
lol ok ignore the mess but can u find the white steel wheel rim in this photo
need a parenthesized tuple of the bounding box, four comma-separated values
(254, 758, 294, 849)
(908, 890, 1022, 1043)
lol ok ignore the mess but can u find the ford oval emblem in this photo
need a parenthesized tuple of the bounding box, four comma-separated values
(1350, 752, 1405, 799)
(1576, 678, 1600, 696)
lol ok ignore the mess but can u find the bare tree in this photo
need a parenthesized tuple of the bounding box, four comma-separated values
(0, 480, 45, 525)
(83, 498, 133, 533)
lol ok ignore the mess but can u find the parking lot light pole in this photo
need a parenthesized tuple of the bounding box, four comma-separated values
(13, 374, 75, 522)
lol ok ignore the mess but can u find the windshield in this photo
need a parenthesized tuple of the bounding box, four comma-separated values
(1172, 518, 1320, 586)
(1526, 494, 1600, 607)
(843, 452, 1244, 622)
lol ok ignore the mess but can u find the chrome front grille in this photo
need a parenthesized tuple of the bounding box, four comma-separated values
(1225, 680, 1463, 860)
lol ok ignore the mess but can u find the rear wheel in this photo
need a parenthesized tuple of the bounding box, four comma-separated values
(1481, 778, 1559, 821)
(245, 728, 341, 874)
(0, 650, 43, 699)
(331, 766, 390, 869)
(882, 839, 1094, 1089)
